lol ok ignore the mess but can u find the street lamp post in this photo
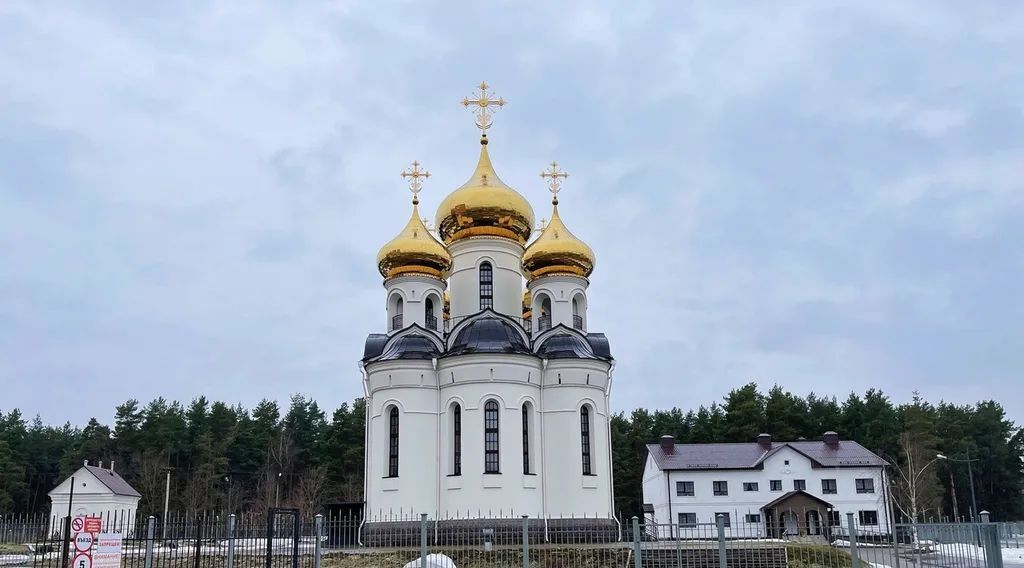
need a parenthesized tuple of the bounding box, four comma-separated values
(274, 472, 282, 508)
(937, 451, 979, 521)
(161, 467, 173, 539)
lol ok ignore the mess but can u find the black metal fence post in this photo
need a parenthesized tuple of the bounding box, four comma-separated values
(192, 515, 203, 568)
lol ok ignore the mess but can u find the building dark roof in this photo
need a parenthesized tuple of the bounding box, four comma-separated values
(446, 316, 531, 356)
(585, 333, 612, 359)
(535, 332, 603, 359)
(363, 333, 388, 361)
(374, 334, 441, 361)
(761, 490, 834, 510)
(647, 440, 886, 471)
(83, 465, 141, 497)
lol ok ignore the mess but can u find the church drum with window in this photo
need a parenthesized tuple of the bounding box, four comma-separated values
(361, 84, 615, 540)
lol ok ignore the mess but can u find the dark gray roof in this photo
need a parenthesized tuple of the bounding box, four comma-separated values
(446, 316, 531, 356)
(536, 332, 602, 359)
(84, 466, 141, 497)
(374, 334, 441, 361)
(647, 440, 886, 471)
(363, 334, 388, 361)
(585, 333, 612, 359)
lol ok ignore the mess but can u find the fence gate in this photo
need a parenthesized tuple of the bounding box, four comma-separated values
(265, 508, 300, 568)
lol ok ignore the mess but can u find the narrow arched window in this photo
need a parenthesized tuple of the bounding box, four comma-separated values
(452, 404, 462, 476)
(479, 262, 493, 310)
(484, 400, 500, 473)
(539, 296, 552, 331)
(392, 298, 404, 331)
(522, 404, 531, 474)
(581, 405, 593, 475)
(388, 407, 399, 477)
(425, 297, 437, 330)
(572, 296, 583, 330)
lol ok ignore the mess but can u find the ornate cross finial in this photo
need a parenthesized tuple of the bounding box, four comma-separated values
(400, 160, 430, 204)
(422, 217, 434, 231)
(538, 218, 548, 230)
(461, 81, 506, 135)
(540, 161, 568, 204)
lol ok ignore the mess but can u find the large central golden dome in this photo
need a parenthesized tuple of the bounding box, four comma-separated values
(435, 136, 535, 245)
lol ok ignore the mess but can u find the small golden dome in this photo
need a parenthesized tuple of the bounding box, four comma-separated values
(522, 202, 595, 280)
(435, 137, 535, 245)
(377, 203, 452, 279)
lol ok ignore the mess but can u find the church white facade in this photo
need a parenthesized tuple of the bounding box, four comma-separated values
(360, 84, 615, 530)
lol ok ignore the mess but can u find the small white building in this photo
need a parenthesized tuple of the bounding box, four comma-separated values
(49, 461, 141, 529)
(642, 433, 891, 538)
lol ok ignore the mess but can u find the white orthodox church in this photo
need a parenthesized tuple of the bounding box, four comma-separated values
(359, 84, 616, 537)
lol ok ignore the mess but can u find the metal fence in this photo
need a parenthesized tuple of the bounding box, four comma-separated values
(0, 511, 1017, 568)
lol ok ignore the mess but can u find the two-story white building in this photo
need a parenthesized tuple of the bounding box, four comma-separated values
(642, 432, 891, 538)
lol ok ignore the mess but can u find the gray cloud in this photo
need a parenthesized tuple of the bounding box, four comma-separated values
(1, 1, 1022, 425)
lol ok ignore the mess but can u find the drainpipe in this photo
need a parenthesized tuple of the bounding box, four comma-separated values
(357, 361, 369, 545)
(606, 361, 620, 538)
(433, 357, 441, 539)
(540, 358, 549, 541)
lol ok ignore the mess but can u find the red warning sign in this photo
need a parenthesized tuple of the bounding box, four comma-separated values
(84, 517, 102, 534)
(71, 517, 85, 532)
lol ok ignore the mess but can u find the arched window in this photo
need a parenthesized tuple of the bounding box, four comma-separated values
(479, 262, 493, 310)
(452, 404, 462, 476)
(572, 296, 583, 330)
(425, 297, 437, 331)
(539, 296, 552, 331)
(522, 404, 532, 474)
(580, 405, 593, 475)
(392, 298, 404, 331)
(484, 400, 500, 473)
(387, 406, 399, 477)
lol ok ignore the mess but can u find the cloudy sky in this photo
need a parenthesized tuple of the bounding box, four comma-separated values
(2, 2, 1022, 427)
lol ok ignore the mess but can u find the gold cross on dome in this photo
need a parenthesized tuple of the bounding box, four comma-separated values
(461, 81, 506, 132)
(540, 161, 568, 202)
(422, 217, 434, 231)
(400, 160, 430, 203)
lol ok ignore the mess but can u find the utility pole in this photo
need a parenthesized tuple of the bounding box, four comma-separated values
(161, 467, 173, 539)
(965, 449, 978, 521)
(948, 469, 960, 521)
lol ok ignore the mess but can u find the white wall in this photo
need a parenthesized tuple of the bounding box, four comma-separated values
(384, 275, 446, 333)
(49, 468, 140, 531)
(447, 238, 525, 320)
(642, 446, 891, 537)
(364, 350, 614, 520)
(528, 275, 588, 333)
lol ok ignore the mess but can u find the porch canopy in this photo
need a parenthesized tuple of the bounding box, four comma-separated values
(760, 490, 834, 536)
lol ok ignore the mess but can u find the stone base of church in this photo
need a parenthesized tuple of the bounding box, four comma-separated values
(361, 517, 620, 546)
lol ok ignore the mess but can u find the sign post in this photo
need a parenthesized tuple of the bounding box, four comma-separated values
(68, 515, 107, 568)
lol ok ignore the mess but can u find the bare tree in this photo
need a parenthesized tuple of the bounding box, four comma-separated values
(889, 430, 944, 543)
(296, 466, 328, 517)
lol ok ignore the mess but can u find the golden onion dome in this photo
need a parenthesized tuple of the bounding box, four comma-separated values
(435, 136, 535, 245)
(522, 201, 595, 280)
(376, 202, 452, 279)
(522, 289, 532, 318)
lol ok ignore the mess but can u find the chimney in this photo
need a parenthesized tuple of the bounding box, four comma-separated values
(823, 431, 840, 447)
(757, 433, 772, 449)
(110, 461, 115, 472)
(98, 460, 103, 469)
(659, 435, 675, 455)
(83, 459, 89, 467)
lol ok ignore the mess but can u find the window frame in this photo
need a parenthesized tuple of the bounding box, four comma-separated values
(822, 479, 838, 494)
(743, 482, 759, 492)
(715, 512, 731, 527)
(522, 404, 531, 475)
(452, 404, 462, 476)
(678, 512, 697, 528)
(676, 481, 695, 497)
(793, 479, 807, 491)
(770, 479, 783, 492)
(580, 405, 593, 475)
(387, 406, 399, 478)
(745, 514, 761, 524)
(479, 262, 494, 310)
(858, 510, 879, 526)
(855, 478, 875, 494)
(713, 480, 729, 496)
(484, 400, 500, 474)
